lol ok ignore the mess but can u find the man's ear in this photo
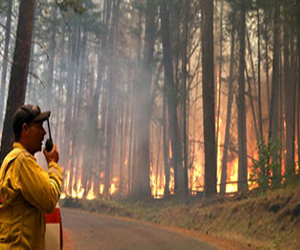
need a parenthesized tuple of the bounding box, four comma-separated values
(22, 123, 28, 132)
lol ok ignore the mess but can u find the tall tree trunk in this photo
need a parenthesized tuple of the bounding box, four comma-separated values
(269, 0, 281, 186)
(131, 0, 156, 198)
(163, 84, 170, 197)
(45, 6, 57, 110)
(127, 86, 135, 195)
(297, 5, 300, 175)
(246, 27, 259, 141)
(264, 10, 271, 112)
(257, 8, 263, 141)
(104, 0, 120, 197)
(62, 20, 78, 185)
(202, 0, 217, 197)
(216, 0, 224, 171)
(73, 27, 88, 196)
(245, 66, 259, 140)
(56, 25, 66, 148)
(237, 2, 248, 191)
(103, 72, 114, 198)
(160, 0, 185, 197)
(91, 45, 105, 196)
(172, 0, 182, 91)
(0, 0, 13, 132)
(220, 19, 235, 195)
(283, 23, 295, 177)
(133, 0, 157, 197)
(85, 0, 112, 196)
(279, 57, 284, 181)
(0, 0, 36, 164)
(182, 0, 190, 196)
(130, 7, 142, 196)
(96, 0, 112, 196)
(122, 87, 130, 194)
(119, 78, 127, 195)
(26, 7, 38, 104)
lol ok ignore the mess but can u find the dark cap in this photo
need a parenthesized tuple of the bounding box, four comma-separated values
(12, 104, 50, 136)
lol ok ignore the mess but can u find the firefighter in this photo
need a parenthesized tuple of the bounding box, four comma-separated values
(0, 104, 63, 250)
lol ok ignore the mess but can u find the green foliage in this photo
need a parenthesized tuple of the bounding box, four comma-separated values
(224, 0, 253, 34)
(132, 1, 146, 12)
(282, 0, 300, 32)
(56, 0, 104, 33)
(55, 0, 86, 14)
(0, 1, 8, 15)
(284, 162, 300, 186)
(254, 0, 276, 10)
(225, 0, 254, 12)
(249, 140, 282, 193)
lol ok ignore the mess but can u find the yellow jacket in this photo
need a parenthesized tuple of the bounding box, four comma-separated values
(0, 143, 63, 250)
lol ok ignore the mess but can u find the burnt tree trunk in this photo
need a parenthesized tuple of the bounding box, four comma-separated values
(45, 5, 57, 110)
(202, 0, 217, 197)
(182, 0, 190, 196)
(56, 26, 66, 150)
(269, 0, 281, 186)
(130, 7, 142, 196)
(63, 20, 78, 194)
(237, 1, 248, 192)
(216, 0, 224, 167)
(0, 0, 36, 164)
(257, 8, 263, 141)
(297, 3, 300, 176)
(104, 0, 120, 197)
(131, 0, 156, 198)
(163, 84, 170, 197)
(0, 0, 13, 132)
(87, 0, 112, 196)
(220, 19, 236, 195)
(160, 0, 185, 197)
(264, 9, 271, 112)
(97, 0, 112, 196)
(283, 23, 295, 177)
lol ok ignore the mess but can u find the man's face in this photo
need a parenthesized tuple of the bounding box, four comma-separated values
(26, 121, 46, 154)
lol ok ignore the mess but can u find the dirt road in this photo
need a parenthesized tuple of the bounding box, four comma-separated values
(61, 208, 219, 250)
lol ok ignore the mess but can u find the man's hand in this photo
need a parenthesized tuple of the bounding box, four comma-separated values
(43, 143, 59, 165)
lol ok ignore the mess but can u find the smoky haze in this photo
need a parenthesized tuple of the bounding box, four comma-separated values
(0, 0, 299, 200)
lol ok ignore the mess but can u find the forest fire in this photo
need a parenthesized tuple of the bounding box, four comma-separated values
(189, 161, 204, 195)
(1, 1, 300, 249)
(86, 182, 96, 200)
(60, 145, 242, 200)
(148, 142, 241, 198)
(31, 0, 296, 202)
(150, 163, 164, 198)
(61, 168, 120, 200)
(110, 177, 119, 196)
(58, 83, 270, 200)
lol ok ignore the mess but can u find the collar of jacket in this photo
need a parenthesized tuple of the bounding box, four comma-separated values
(13, 142, 36, 161)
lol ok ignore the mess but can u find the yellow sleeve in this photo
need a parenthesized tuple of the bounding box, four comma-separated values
(14, 153, 63, 213)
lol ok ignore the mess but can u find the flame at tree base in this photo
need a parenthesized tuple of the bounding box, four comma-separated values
(61, 169, 120, 200)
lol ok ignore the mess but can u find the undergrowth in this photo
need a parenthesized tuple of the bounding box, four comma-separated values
(60, 184, 300, 250)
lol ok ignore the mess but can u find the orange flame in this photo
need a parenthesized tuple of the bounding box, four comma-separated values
(109, 177, 119, 196)
(169, 167, 174, 195)
(150, 163, 165, 199)
(86, 181, 96, 200)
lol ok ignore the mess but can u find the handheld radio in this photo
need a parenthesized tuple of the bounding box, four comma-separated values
(45, 118, 53, 152)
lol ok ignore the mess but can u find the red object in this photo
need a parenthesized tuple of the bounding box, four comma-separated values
(45, 207, 63, 250)
(1, 196, 62, 250)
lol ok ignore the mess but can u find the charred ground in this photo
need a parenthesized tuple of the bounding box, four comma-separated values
(60, 185, 300, 250)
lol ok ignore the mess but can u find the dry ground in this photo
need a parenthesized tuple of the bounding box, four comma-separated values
(60, 185, 300, 250)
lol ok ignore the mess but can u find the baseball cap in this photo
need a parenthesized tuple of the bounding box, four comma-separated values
(12, 104, 50, 135)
